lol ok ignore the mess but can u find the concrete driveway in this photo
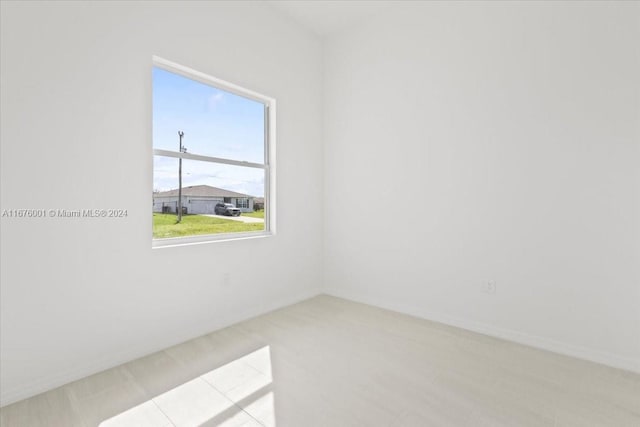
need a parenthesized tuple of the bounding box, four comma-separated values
(202, 214, 264, 224)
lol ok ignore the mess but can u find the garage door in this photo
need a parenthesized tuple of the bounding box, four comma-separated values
(189, 199, 222, 214)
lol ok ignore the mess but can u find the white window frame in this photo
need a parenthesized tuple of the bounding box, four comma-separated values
(235, 198, 249, 209)
(152, 56, 276, 248)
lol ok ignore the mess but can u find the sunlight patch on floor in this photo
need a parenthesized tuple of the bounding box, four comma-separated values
(99, 346, 274, 427)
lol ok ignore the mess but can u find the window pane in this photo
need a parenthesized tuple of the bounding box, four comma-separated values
(154, 157, 265, 198)
(153, 156, 266, 239)
(153, 67, 265, 164)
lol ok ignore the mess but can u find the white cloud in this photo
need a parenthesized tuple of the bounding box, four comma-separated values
(207, 92, 224, 110)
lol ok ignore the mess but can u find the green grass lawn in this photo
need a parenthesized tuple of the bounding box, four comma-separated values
(241, 210, 265, 219)
(153, 213, 263, 238)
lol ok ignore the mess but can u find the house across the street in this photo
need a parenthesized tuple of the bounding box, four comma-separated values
(253, 197, 265, 211)
(153, 185, 255, 214)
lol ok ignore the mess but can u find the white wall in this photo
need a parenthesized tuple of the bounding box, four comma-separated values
(323, 2, 640, 372)
(0, 1, 323, 405)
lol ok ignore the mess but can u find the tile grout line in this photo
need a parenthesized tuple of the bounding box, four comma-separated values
(201, 376, 267, 427)
(150, 398, 177, 427)
(121, 363, 177, 427)
(63, 386, 89, 427)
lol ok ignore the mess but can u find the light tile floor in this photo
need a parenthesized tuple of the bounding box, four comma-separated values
(1, 295, 639, 426)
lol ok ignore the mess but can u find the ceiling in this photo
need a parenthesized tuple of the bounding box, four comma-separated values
(265, 1, 399, 37)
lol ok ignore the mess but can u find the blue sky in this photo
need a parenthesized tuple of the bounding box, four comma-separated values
(153, 67, 265, 197)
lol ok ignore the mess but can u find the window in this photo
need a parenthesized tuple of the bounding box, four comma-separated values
(235, 198, 249, 209)
(152, 57, 275, 247)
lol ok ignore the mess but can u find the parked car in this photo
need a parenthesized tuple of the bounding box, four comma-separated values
(214, 203, 241, 216)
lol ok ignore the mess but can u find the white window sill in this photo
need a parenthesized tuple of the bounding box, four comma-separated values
(152, 230, 273, 249)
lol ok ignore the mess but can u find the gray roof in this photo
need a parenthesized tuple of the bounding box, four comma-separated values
(154, 185, 253, 198)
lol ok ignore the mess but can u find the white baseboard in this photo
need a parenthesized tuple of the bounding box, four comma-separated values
(0, 346, 147, 408)
(324, 290, 640, 374)
(0, 289, 320, 408)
